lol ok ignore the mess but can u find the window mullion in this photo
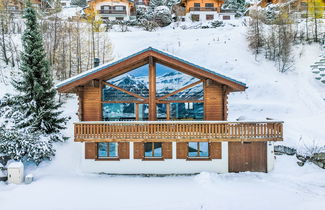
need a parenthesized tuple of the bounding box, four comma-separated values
(152, 143, 155, 157)
(197, 142, 200, 157)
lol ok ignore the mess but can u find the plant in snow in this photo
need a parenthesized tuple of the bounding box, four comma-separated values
(222, 0, 248, 17)
(0, 2, 68, 144)
(0, 126, 55, 165)
(140, 19, 159, 32)
(153, 6, 172, 27)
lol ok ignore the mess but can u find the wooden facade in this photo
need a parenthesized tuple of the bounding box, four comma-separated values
(57, 47, 283, 173)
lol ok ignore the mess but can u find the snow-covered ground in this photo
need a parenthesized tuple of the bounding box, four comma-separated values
(0, 156, 325, 210)
(1, 21, 325, 210)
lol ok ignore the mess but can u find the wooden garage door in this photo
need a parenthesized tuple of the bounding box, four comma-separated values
(228, 142, 267, 173)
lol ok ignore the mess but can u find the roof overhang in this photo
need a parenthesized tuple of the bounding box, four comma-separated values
(56, 47, 247, 93)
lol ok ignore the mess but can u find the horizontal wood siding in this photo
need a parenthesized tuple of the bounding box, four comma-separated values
(85, 142, 97, 159)
(204, 80, 224, 120)
(162, 142, 172, 159)
(82, 86, 101, 121)
(118, 142, 129, 159)
(210, 142, 222, 159)
(177, 142, 188, 159)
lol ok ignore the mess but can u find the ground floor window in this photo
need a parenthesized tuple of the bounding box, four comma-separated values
(191, 14, 200, 22)
(222, 15, 230, 20)
(188, 142, 209, 158)
(98, 142, 119, 158)
(144, 142, 162, 157)
(206, 15, 214, 20)
(116, 17, 124, 21)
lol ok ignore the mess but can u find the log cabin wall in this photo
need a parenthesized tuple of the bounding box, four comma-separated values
(80, 85, 101, 159)
(82, 86, 102, 121)
(204, 79, 227, 121)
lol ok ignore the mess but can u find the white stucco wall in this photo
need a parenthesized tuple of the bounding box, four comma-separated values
(80, 141, 276, 174)
(267, 141, 275, 172)
(80, 142, 229, 174)
(185, 12, 236, 22)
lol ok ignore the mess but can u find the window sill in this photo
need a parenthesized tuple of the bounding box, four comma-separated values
(142, 157, 165, 161)
(95, 158, 120, 161)
(186, 157, 211, 161)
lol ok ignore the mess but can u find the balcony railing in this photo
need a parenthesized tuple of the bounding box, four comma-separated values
(74, 121, 283, 142)
(99, 10, 127, 15)
(189, 7, 218, 12)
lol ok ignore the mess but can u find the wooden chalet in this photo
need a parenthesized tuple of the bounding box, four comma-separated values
(57, 47, 283, 174)
(85, 0, 136, 21)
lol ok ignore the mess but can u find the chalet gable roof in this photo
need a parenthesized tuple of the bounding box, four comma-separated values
(56, 47, 247, 93)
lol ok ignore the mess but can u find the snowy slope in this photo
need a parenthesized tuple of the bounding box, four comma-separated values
(105, 26, 325, 148)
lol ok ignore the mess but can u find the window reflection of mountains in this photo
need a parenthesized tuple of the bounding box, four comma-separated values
(103, 71, 203, 101)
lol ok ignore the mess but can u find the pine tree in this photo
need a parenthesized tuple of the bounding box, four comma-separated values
(222, 0, 248, 17)
(0, 1, 68, 142)
(71, 0, 87, 7)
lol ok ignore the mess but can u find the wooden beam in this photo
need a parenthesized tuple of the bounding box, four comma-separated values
(101, 100, 147, 104)
(166, 103, 170, 120)
(156, 100, 204, 104)
(148, 56, 156, 121)
(102, 80, 146, 100)
(157, 80, 203, 100)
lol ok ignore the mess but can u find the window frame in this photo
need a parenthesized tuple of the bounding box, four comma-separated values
(187, 142, 210, 160)
(97, 142, 119, 160)
(143, 142, 163, 160)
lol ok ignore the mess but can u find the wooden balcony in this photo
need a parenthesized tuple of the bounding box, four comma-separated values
(74, 121, 283, 142)
(99, 10, 127, 15)
(189, 7, 218, 12)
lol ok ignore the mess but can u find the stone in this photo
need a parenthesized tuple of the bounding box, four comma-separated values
(296, 154, 307, 162)
(297, 161, 304, 167)
(274, 145, 296, 156)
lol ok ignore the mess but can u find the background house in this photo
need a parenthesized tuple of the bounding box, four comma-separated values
(86, 0, 136, 20)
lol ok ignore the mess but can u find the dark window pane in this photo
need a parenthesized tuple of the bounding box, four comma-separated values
(154, 143, 162, 157)
(188, 142, 198, 157)
(171, 103, 203, 120)
(98, 143, 108, 157)
(102, 103, 135, 121)
(199, 142, 209, 157)
(144, 142, 153, 157)
(194, 3, 200, 7)
(205, 3, 213, 7)
(108, 142, 118, 157)
(138, 104, 149, 121)
(157, 104, 167, 120)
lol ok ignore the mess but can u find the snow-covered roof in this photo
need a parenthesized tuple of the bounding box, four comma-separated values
(56, 47, 247, 91)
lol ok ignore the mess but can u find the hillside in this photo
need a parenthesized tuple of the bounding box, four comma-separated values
(1, 20, 325, 210)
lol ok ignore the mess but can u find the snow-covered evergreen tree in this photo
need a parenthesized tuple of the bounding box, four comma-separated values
(71, 0, 87, 7)
(0, 126, 55, 165)
(154, 6, 172, 27)
(149, 0, 180, 8)
(222, 0, 248, 17)
(0, 1, 68, 143)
